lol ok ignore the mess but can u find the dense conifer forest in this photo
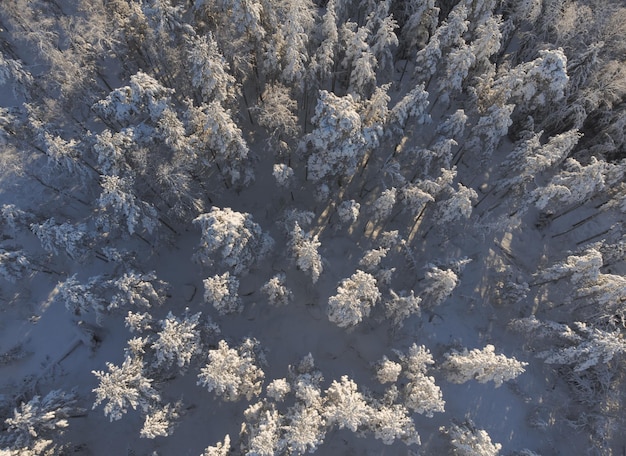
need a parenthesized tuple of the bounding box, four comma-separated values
(0, 0, 625, 454)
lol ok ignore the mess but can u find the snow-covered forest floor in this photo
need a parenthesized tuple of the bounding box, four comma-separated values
(1, 0, 625, 455)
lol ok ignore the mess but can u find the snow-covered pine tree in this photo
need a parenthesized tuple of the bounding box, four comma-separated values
(385, 289, 422, 327)
(0, 247, 31, 283)
(337, 199, 360, 225)
(93, 71, 174, 127)
(241, 400, 283, 455)
(186, 32, 237, 105)
(466, 104, 514, 161)
(340, 21, 377, 97)
(2, 390, 80, 453)
(255, 83, 300, 151)
(193, 207, 274, 275)
(289, 221, 323, 284)
(441, 420, 502, 456)
(201, 434, 231, 456)
(375, 356, 402, 384)
(140, 401, 182, 439)
(55, 274, 108, 323)
(371, 187, 397, 222)
(309, 0, 339, 86)
(510, 316, 626, 373)
(414, 3, 469, 84)
(388, 84, 430, 135)
(322, 375, 370, 432)
(364, 386, 421, 446)
(535, 248, 602, 286)
(30, 218, 88, 260)
(92, 354, 160, 421)
(272, 163, 294, 187)
(303, 90, 367, 183)
(41, 132, 90, 181)
(198, 101, 252, 185)
(96, 175, 158, 237)
(498, 129, 583, 194)
(422, 264, 459, 308)
(442, 345, 527, 387)
(151, 311, 202, 369)
(533, 157, 609, 211)
(435, 183, 478, 228)
(327, 270, 381, 328)
(261, 273, 292, 306)
(108, 270, 167, 310)
(398, 0, 439, 55)
(203, 272, 242, 315)
(394, 344, 445, 417)
(438, 42, 476, 106)
(276, 0, 315, 91)
(197, 338, 265, 401)
(482, 48, 569, 113)
(367, 0, 399, 75)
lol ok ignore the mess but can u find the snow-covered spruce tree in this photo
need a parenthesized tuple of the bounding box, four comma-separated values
(197, 338, 265, 402)
(261, 273, 292, 307)
(422, 264, 459, 309)
(394, 344, 445, 417)
(193, 207, 274, 275)
(151, 311, 202, 369)
(203, 272, 242, 315)
(442, 345, 527, 387)
(385, 289, 422, 327)
(96, 175, 158, 237)
(30, 218, 89, 260)
(92, 354, 160, 421)
(327, 270, 381, 328)
(288, 222, 323, 284)
(1, 390, 80, 453)
(0, 247, 31, 283)
(441, 420, 502, 456)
